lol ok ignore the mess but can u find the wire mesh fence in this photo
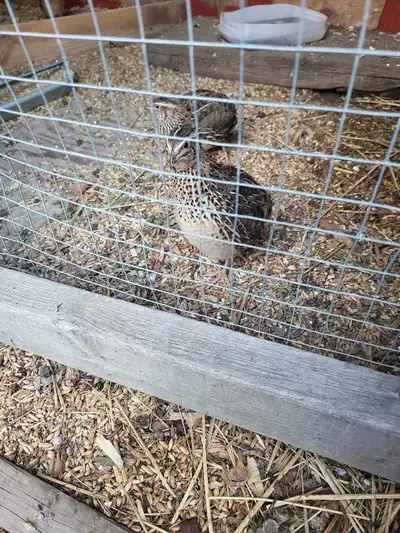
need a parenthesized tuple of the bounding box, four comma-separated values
(0, 0, 399, 373)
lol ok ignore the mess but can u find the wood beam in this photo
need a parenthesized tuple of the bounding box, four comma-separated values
(0, 457, 130, 533)
(0, 0, 187, 70)
(0, 268, 399, 481)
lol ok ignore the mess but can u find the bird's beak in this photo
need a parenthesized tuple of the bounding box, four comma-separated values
(153, 102, 173, 108)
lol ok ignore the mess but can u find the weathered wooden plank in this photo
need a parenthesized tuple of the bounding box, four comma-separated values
(0, 0, 187, 70)
(0, 457, 129, 533)
(147, 19, 400, 91)
(198, 0, 386, 29)
(0, 267, 399, 482)
(272, 0, 386, 29)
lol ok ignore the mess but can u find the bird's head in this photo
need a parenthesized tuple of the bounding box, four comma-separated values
(166, 125, 198, 171)
(152, 96, 181, 121)
(153, 96, 176, 109)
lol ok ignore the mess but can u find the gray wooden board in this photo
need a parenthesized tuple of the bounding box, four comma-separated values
(0, 106, 117, 253)
(0, 457, 130, 533)
(147, 19, 400, 91)
(0, 267, 399, 482)
(0, 101, 155, 253)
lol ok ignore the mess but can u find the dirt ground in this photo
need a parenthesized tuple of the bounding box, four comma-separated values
(0, 343, 399, 533)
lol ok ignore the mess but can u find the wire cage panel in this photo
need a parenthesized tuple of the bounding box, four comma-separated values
(0, 0, 399, 375)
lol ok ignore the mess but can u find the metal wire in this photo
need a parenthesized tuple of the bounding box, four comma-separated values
(2, 78, 400, 119)
(0, 0, 399, 374)
(0, 28, 400, 56)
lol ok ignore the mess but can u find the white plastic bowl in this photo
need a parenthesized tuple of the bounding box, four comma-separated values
(219, 4, 327, 45)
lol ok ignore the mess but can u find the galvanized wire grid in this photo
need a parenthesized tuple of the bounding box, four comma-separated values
(0, 0, 399, 372)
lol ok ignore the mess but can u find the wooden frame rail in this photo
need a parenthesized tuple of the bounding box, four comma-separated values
(0, 0, 187, 69)
(0, 457, 130, 533)
(0, 267, 399, 482)
(147, 20, 400, 92)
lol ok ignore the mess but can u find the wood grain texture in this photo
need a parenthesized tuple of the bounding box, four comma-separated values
(197, 0, 385, 28)
(0, 267, 399, 482)
(0, 0, 187, 70)
(0, 457, 130, 533)
(147, 19, 400, 91)
(269, 0, 386, 30)
(39, 0, 66, 18)
(379, 0, 400, 33)
(120, 0, 174, 6)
